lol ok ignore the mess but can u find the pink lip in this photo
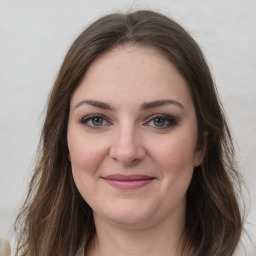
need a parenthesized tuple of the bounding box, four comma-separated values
(102, 174, 155, 189)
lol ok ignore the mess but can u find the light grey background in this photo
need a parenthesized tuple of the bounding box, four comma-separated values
(0, 0, 255, 254)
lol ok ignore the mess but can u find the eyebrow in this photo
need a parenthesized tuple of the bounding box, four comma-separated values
(73, 99, 184, 111)
(140, 99, 184, 110)
(74, 99, 113, 110)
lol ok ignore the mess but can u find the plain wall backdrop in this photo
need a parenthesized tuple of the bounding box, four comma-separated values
(0, 0, 255, 254)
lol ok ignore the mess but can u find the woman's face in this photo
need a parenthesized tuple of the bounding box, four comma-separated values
(67, 45, 203, 228)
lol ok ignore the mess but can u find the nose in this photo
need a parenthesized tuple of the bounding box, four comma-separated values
(109, 123, 146, 165)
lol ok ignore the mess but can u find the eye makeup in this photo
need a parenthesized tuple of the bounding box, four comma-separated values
(79, 114, 112, 129)
(144, 114, 178, 130)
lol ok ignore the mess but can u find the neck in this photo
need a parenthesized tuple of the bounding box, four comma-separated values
(87, 212, 185, 256)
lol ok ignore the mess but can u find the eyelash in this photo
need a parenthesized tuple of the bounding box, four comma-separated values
(80, 114, 111, 129)
(144, 114, 178, 129)
(79, 114, 178, 130)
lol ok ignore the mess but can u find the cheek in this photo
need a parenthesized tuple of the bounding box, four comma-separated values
(149, 133, 198, 193)
(68, 133, 108, 173)
(154, 135, 197, 171)
(146, 134, 197, 217)
(68, 133, 109, 202)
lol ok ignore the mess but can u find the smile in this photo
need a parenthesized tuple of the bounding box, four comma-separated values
(102, 174, 155, 189)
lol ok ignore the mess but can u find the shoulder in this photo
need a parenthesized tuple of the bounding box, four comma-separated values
(0, 238, 11, 256)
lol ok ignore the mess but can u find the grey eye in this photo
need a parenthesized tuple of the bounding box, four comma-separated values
(91, 117, 104, 126)
(146, 115, 177, 129)
(80, 115, 109, 128)
(153, 117, 167, 127)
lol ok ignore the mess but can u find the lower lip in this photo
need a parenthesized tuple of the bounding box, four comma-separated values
(104, 179, 154, 189)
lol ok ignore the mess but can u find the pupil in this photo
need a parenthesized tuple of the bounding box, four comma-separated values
(154, 118, 165, 127)
(92, 117, 103, 126)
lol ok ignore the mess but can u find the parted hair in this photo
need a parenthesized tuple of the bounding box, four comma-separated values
(15, 10, 243, 256)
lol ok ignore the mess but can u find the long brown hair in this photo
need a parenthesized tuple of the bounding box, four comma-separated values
(15, 10, 243, 256)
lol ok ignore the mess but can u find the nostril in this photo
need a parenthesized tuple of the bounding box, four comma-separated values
(109, 128, 146, 164)
(109, 142, 146, 164)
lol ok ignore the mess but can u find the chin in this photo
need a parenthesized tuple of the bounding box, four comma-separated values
(94, 199, 156, 226)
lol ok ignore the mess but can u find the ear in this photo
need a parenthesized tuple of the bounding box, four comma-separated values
(68, 152, 71, 161)
(193, 132, 207, 167)
(193, 148, 205, 167)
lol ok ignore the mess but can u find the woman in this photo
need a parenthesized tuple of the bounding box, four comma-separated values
(15, 10, 243, 256)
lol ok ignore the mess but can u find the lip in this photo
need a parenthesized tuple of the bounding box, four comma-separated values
(102, 174, 155, 190)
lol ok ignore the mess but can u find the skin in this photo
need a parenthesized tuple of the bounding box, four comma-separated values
(67, 45, 204, 256)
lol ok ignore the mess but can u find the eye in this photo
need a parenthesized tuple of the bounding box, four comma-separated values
(80, 114, 110, 128)
(145, 114, 177, 129)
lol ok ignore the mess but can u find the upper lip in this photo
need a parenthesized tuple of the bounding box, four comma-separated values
(103, 174, 154, 181)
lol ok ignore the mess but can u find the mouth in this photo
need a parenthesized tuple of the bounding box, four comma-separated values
(102, 174, 155, 190)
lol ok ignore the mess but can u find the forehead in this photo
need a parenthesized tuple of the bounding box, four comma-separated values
(70, 45, 193, 110)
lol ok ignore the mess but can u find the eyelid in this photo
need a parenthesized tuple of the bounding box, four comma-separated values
(143, 114, 178, 129)
(78, 113, 178, 130)
(79, 114, 112, 128)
